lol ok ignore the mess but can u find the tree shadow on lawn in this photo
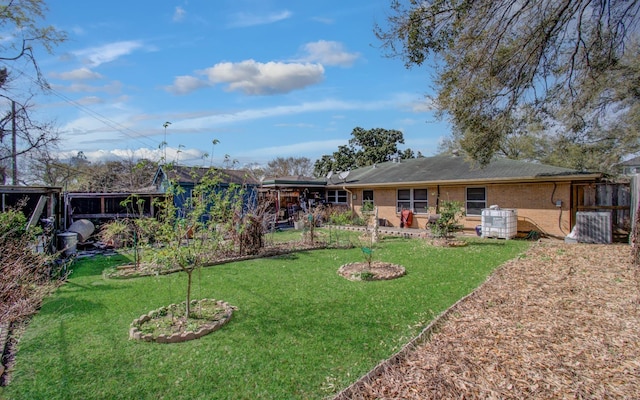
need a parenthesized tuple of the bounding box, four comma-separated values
(58, 279, 131, 293)
(39, 280, 133, 320)
(68, 254, 131, 278)
(39, 294, 111, 317)
(463, 239, 514, 247)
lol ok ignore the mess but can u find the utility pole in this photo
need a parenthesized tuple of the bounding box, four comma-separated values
(162, 121, 171, 164)
(11, 100, 17, 185)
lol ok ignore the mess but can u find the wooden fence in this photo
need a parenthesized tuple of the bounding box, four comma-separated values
(573, 181, 631, 242)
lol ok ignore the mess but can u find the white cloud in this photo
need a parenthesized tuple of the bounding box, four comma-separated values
(51, 80, 123, 94)
(50, 67, 103, 81)
(75, 96, 105, 106)
(70, 26, 85, 36)
(274, 122, 315, 128)
(202, 59, 324, 95)
(299, 41, 360, 67)
(238, 139, 347, 159)
(173, 6, 187, 22)
(397, 118, 418, 126)
(228, 10, 292, 27)
(72, 40, 145, 67)
(177, 98, 396, 129)
(311, 17, 334, 25)
(58, 147, 163, 164)
(165, 75, 210, 95)
(410, 98, 436, 112)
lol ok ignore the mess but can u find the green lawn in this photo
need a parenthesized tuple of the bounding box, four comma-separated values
(1, 233, 529, 400)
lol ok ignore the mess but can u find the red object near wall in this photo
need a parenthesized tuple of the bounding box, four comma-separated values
(400, 209, 413, 228)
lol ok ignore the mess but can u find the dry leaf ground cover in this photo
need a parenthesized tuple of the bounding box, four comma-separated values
(339, 241, 640, 399)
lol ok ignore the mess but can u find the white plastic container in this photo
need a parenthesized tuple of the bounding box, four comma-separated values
(481, 208, 517, 239)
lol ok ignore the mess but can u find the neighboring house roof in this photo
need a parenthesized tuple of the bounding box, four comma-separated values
(262, 175, 326, 188)
(153, 165, 259, 187)
(620, 156, 640, 167)
(326, 155, 601, 188)
(619, 156, 640, 175)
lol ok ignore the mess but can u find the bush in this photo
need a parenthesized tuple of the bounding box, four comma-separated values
(430, 200, 465, 238)
(324, 205, 366, 226)
(99, 219, 133, 248)
(0, 207, 63, 325)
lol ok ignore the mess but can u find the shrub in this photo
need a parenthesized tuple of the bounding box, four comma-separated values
(430, 200, 465, 238)
(325, 205, 366, 226)
(99, 219, 133, 248)
(0, 206, 64, 325)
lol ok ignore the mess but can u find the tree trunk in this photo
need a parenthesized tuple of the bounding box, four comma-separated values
(185, 269, 192, 318)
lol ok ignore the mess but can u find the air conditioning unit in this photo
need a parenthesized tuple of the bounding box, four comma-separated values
(575, 211, 612, 244)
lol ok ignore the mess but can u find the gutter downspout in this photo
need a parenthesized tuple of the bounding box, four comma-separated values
(343, 186, 354, 212)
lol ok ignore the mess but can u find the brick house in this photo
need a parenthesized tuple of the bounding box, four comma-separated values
(324, 155, 603, 238)
(619, 156, 640, 175)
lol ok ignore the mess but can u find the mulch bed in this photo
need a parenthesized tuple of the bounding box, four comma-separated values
(336, 241, 640, 399)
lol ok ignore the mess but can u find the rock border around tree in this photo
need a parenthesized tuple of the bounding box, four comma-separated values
(129, 299, 236, 343)
(338, 261, 406, 281)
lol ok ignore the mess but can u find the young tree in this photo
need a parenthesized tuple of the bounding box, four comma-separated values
(154, 166, 252, 318)
(377, 0, 640, 166)
(429, 200, 465, 240)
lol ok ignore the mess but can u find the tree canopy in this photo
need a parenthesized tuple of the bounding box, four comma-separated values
(0, 0, 67, 183)
(264, 156, 313, 178)
(0, 0, 66, 82)
(313, 127, 419, 177)
(377, 0, 640, 169)
(26, 152, 158, 192)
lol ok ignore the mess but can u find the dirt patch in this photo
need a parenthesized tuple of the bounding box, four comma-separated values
(429, 238, 468, 247)
(337, 241, 640, 399)
(338, 261, 406, 281)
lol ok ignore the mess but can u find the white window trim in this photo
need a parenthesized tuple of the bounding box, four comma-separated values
(466, 187, 487, 216)
(327, 189, 348, 204)
(396, 188, 428, 214)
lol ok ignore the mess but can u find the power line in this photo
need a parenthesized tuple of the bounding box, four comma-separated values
(0, 61, 163, 151)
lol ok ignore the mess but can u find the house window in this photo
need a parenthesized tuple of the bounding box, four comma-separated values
(362, 190, 374, 211)
(396, 189, 428, 213)
(327, 190, 348, 204)
(466, 187, 486, 216)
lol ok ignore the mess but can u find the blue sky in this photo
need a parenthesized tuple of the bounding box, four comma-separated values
(17, 1, 450, 168)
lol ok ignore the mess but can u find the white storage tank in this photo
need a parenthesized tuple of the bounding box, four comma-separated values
(481, 207, 517, 239)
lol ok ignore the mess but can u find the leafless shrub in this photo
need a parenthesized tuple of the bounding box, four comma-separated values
(0, 206, 64, 326)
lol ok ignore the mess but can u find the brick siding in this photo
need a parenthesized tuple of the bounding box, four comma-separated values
(352, 182, 572, 238)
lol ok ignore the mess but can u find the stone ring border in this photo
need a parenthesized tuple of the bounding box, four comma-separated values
(337, 262, 406, 281)
(129, 299, 236, 343)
